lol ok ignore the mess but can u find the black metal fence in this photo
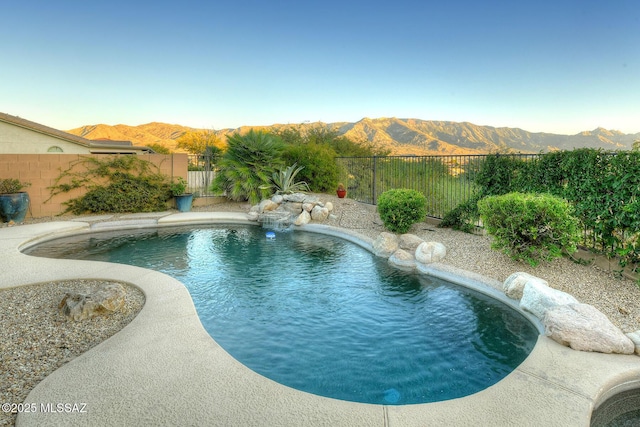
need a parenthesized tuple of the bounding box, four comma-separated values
(336, 154, 537, 219)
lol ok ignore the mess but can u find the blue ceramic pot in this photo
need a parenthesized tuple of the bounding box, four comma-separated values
(175, 194, 194, 212)
(0, 192, 30, 223)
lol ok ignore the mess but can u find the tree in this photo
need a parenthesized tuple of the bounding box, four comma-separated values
(272, 123, 390, 157)
(147, 143, 171, 154)
(176, 129, 224, 156)
(633, 139, 640, 151)
(211, 130, 285, 203)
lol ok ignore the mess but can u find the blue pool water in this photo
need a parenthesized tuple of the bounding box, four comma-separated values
(27, 225, 539, 405)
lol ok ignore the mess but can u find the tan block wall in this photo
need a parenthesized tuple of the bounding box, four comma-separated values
(0, 154, 188, 218)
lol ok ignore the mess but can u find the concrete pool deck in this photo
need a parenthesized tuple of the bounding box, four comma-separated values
(2, 212, 639, 426)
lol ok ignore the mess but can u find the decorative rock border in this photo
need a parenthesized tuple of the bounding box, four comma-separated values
(247, 193, 334, 228)
(371, 231, 640, 356)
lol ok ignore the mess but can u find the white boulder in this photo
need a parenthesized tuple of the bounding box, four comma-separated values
(399, 234, 424, 253)
(415, 241, 446, 264)
(310, 206, 329, 221)
(544, 303, 635, 354)
(373, 232, 399, 258)
(293, 210, 311, 226)
(520, 281, 578, 320)
(389, 249, 416, 270)
(503, 272, 548, 300)
(626, 331, 640, 355)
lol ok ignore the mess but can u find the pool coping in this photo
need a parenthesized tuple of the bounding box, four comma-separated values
(2, 212, 638, 426)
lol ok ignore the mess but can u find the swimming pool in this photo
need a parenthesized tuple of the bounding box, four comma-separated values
(26, 225, 538, 405)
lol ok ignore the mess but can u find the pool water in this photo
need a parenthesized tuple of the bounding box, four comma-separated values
(27, 225, 539, 405)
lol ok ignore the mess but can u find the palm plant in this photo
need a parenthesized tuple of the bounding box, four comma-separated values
(212, 130, 284, 204)
(270, 163, 310, 195)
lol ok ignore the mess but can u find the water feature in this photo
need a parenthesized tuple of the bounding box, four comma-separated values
(25, 225, 539, 405)
(259, 210, 293, 231)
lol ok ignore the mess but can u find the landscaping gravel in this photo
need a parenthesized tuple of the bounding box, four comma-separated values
(1, 195, 639, 426)
(0, 281, 144, 427)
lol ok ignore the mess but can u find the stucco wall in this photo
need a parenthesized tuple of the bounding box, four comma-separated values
(0, 121, 90, 154)
(0, 154, 188, 218)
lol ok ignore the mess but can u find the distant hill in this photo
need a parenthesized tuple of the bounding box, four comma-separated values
(67, 118, 640, 155)
(68, 122, 198, 152)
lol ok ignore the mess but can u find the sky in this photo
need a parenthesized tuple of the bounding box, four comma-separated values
(1, 0, 639, 135)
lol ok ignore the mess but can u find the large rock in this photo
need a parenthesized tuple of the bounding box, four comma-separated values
(503, 272, 548, 300)
(544, 303, 635, 354)
(389, 249, 416, 270)
(399, 234, 424, 253)
(310, 205, 329, 221)
(282, 202, 303, 215)
(59, 283, 126, 321)
(373, 232, 399, 258)
(283, 193, 318, 203)
(293, 210, 311, 226)
(627, 331, 640, 355)
(259, 199, 279, 213)
(520, 280, 578, 320)
(415, 241, 446, 264)
(324, 202, 333, 212)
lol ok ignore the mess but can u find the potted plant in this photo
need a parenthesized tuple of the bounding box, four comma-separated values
(170, 177, 193, 212)
(0, 178, 31, 223)
(336, 183, 347, 198)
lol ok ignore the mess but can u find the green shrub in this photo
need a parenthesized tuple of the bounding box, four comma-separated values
(170, 177, 188, 196)
(440, 197, 480, 233)
(65, 172, 170, 214)
(377, 189, 427, 233)
(478, 192, 580, 266)
(48, 156, 172, 214)
(281, 143, 339, 192)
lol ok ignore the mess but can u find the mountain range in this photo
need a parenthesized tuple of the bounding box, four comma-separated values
(67, 118, 640, 155)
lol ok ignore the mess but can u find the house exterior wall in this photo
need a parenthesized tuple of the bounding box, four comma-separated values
(0, 120, 90, 154)
(0, 153, 188, 218)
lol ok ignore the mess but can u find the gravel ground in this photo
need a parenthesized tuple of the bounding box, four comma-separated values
(1, 194, 639, 426)
(0, 281, 144, 427)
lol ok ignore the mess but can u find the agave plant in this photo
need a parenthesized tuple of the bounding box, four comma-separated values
(271, 163, 310, 195)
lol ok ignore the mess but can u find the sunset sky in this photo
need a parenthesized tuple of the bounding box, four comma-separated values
(2, 0, 638, 134)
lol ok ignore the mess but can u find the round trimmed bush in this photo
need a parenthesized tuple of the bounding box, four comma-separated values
(478, 192, 580, 266)
(377, 189, 427, 233)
